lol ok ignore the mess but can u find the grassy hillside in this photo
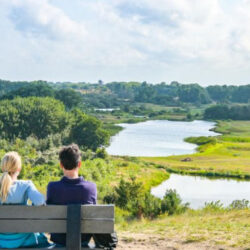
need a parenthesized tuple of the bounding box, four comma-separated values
(34, 157, 169, 199)
(117, 209, 250, 249)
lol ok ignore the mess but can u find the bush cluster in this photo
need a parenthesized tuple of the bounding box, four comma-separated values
(104, 177, 189, 219)
(203, 199, 250, 210)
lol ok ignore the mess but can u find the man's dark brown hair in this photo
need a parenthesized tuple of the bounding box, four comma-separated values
(59, 144, 81, 170)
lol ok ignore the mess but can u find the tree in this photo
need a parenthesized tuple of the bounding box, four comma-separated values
(178, 84, 211, 104)
(204, 105, 230, 119)
(55, 89, 83, 110)
(69, 109, 110, 150)
(0, 97, 69, 140)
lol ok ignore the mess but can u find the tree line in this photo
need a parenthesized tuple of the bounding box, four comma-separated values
(204, 104, 250, 120)
(1, 79, 250, 108)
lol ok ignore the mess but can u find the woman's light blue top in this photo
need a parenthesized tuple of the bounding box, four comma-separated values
(0, 180, 45, 205)
(0, 180, 49, 248)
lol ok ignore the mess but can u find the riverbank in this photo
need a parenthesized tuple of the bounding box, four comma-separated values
(97, 103, 206, 136)
(141, 120, 250, 179)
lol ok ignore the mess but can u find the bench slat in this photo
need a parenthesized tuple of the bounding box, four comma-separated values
(82, 205, 114, 219)
(0, 220, 66, 232)
(82, 219, 114, 233)
(0, 205, 114, 219)
(0, 206, 66, 219)
(0, 219, 114, 233)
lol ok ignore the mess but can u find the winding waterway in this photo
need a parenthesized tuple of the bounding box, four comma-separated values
(107, 120, 219, 156)
(107, 119, 250, 208)
(151, 174, 250, 209)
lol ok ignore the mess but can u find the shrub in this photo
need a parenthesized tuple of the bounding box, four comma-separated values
(143, 193, 162, 218)
(228, 199, 249, 209)
(203, 200, 224, 211)
(82, 149, 95, 160)
(161, 189, 183, 215)
(103, 192, 117, 204)
(112, 178, 187, 218)
(95, 148, 108, 159)
(115, 177, 143, 209)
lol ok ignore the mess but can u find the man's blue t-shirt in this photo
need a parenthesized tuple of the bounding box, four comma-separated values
(46, 176, 97, 245)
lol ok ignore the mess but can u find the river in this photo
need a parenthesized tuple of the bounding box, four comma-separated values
(107, 120, 219, 156)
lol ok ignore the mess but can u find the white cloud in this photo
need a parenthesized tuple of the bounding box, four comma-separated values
(8, 0, 86, 40)
(0, 0, 250, 84)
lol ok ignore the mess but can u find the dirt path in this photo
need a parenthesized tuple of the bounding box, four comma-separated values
(116, 232, 242, 250)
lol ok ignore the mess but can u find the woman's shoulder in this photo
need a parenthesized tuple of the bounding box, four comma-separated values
(14, 180, 35, 189)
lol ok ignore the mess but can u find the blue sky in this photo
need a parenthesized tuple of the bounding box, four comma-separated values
(1, 0, 250, 85)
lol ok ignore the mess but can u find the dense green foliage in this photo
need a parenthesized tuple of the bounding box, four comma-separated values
(204, 104, 250, 120)
(69, 109, 109, 150)
(207, 85, 250, 103)
(0, 97, 110, 150)
(2, 79, 250, 111)
(106, 82, 211, 105)
(55, 89, 83, 109)
(0, 97, 68, 139)
(0, 79, 32, 95)
(0, 83, 83, 110)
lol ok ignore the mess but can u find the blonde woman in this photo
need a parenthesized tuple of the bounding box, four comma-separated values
(0, 152, 50, 248)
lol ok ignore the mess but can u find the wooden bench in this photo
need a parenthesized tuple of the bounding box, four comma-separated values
(0, 205, 114, 250)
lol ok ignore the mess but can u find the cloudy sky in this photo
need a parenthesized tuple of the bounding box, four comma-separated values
(1, 0, 250, 85)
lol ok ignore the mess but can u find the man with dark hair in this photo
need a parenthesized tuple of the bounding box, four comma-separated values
(46, 144, 117, 249)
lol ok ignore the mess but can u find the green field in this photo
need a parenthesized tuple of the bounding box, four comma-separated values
(141, 120, 250, 179)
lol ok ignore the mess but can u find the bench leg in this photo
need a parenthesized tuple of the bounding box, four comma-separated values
(66, 205, 81, 250)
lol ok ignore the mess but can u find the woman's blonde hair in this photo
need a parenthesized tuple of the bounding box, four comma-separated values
(0, 152, 21, 203)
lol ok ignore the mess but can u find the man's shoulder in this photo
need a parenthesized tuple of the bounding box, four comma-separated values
(81, 179, 97, 190)
(47, 180, 62, 189)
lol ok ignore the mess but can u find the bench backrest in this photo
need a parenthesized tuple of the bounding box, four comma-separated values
(0, 205, 114, 250)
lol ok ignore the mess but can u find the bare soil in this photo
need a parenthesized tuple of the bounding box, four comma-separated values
(117, 232, 244, 250)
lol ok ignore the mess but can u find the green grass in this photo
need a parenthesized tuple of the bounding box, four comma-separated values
(214, 120, 250, 137)
(111, 157, 169, 191)
(116, 209, 250, 248)
(141, 120, 250, 179)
